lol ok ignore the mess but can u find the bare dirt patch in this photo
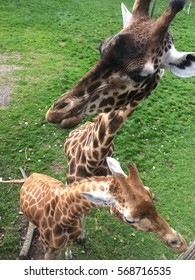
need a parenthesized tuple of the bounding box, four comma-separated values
(18, 213, 44, 260)
(0, 53, 23, 107)
(49, 162, 65, 173)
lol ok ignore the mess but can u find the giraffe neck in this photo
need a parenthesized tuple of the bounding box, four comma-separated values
(65, 103, 138, 184)
(58, 176, 114, 225)
(89, 103, 136, 160)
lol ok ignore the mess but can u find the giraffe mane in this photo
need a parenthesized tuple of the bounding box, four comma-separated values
(68, 175, 114, 187)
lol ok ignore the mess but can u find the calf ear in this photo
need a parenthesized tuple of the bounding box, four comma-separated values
(106, 157, 126, 175)
(80, 190, 115, 205)
(121, 3, 132, 29)
(165, 46, 195, 77)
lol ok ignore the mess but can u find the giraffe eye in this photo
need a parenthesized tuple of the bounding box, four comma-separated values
(125, 217, 136, 224)
(127, 220, 135, 224)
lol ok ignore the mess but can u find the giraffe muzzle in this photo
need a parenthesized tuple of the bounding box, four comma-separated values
(165, 233, 187, 253)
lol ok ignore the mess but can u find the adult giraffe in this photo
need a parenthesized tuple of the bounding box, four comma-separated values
(46, 0, 195, 129)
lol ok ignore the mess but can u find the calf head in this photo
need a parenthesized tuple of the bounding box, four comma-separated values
(106, 157, 187, 253)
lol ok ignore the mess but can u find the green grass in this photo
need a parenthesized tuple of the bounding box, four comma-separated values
(0, 0, 194, 260)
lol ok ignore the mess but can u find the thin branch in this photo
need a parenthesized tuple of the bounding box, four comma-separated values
(19, 167, 27, 179)
(19, 222, 36, 259)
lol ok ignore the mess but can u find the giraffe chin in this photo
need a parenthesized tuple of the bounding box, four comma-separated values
(60, 115, 84, 129)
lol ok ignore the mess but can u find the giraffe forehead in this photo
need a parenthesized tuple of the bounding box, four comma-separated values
(102, 17, 152, 54)
(122, 187, 154, 207)
(130, 198, 156, 218)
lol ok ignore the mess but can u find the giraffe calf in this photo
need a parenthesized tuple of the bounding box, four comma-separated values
(1, 157, 187, 259)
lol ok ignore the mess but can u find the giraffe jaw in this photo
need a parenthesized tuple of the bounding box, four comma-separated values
(46, 109, 84, 129)
(60, 115, 84, 129)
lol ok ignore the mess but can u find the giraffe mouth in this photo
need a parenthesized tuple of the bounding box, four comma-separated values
(46, 108, 84, 129)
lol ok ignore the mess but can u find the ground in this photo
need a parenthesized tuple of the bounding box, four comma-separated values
(0, 58, 46, 259)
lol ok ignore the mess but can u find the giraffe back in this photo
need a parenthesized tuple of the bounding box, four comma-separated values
(20, 173, 66, 227)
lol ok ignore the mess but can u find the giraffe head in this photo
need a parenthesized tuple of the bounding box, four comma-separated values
(46, 0, 195, 128)
(81, 157, 186, 253)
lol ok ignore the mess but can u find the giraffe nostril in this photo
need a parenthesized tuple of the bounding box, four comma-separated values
(55, 101, 69, 110)
(170, 239, 180, 247)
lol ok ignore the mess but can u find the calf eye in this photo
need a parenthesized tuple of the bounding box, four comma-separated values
(125, 217, 136, 224)
(127, 220, 135, 224)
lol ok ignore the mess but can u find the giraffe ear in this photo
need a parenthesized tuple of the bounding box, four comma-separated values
(106, 157, 126, 175)
(121, 3, 132, 29)
(80, 190, 115, 205)
(165, 46, 195, 77)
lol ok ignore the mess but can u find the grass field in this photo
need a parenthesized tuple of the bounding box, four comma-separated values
(0, 0, 194, 260)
